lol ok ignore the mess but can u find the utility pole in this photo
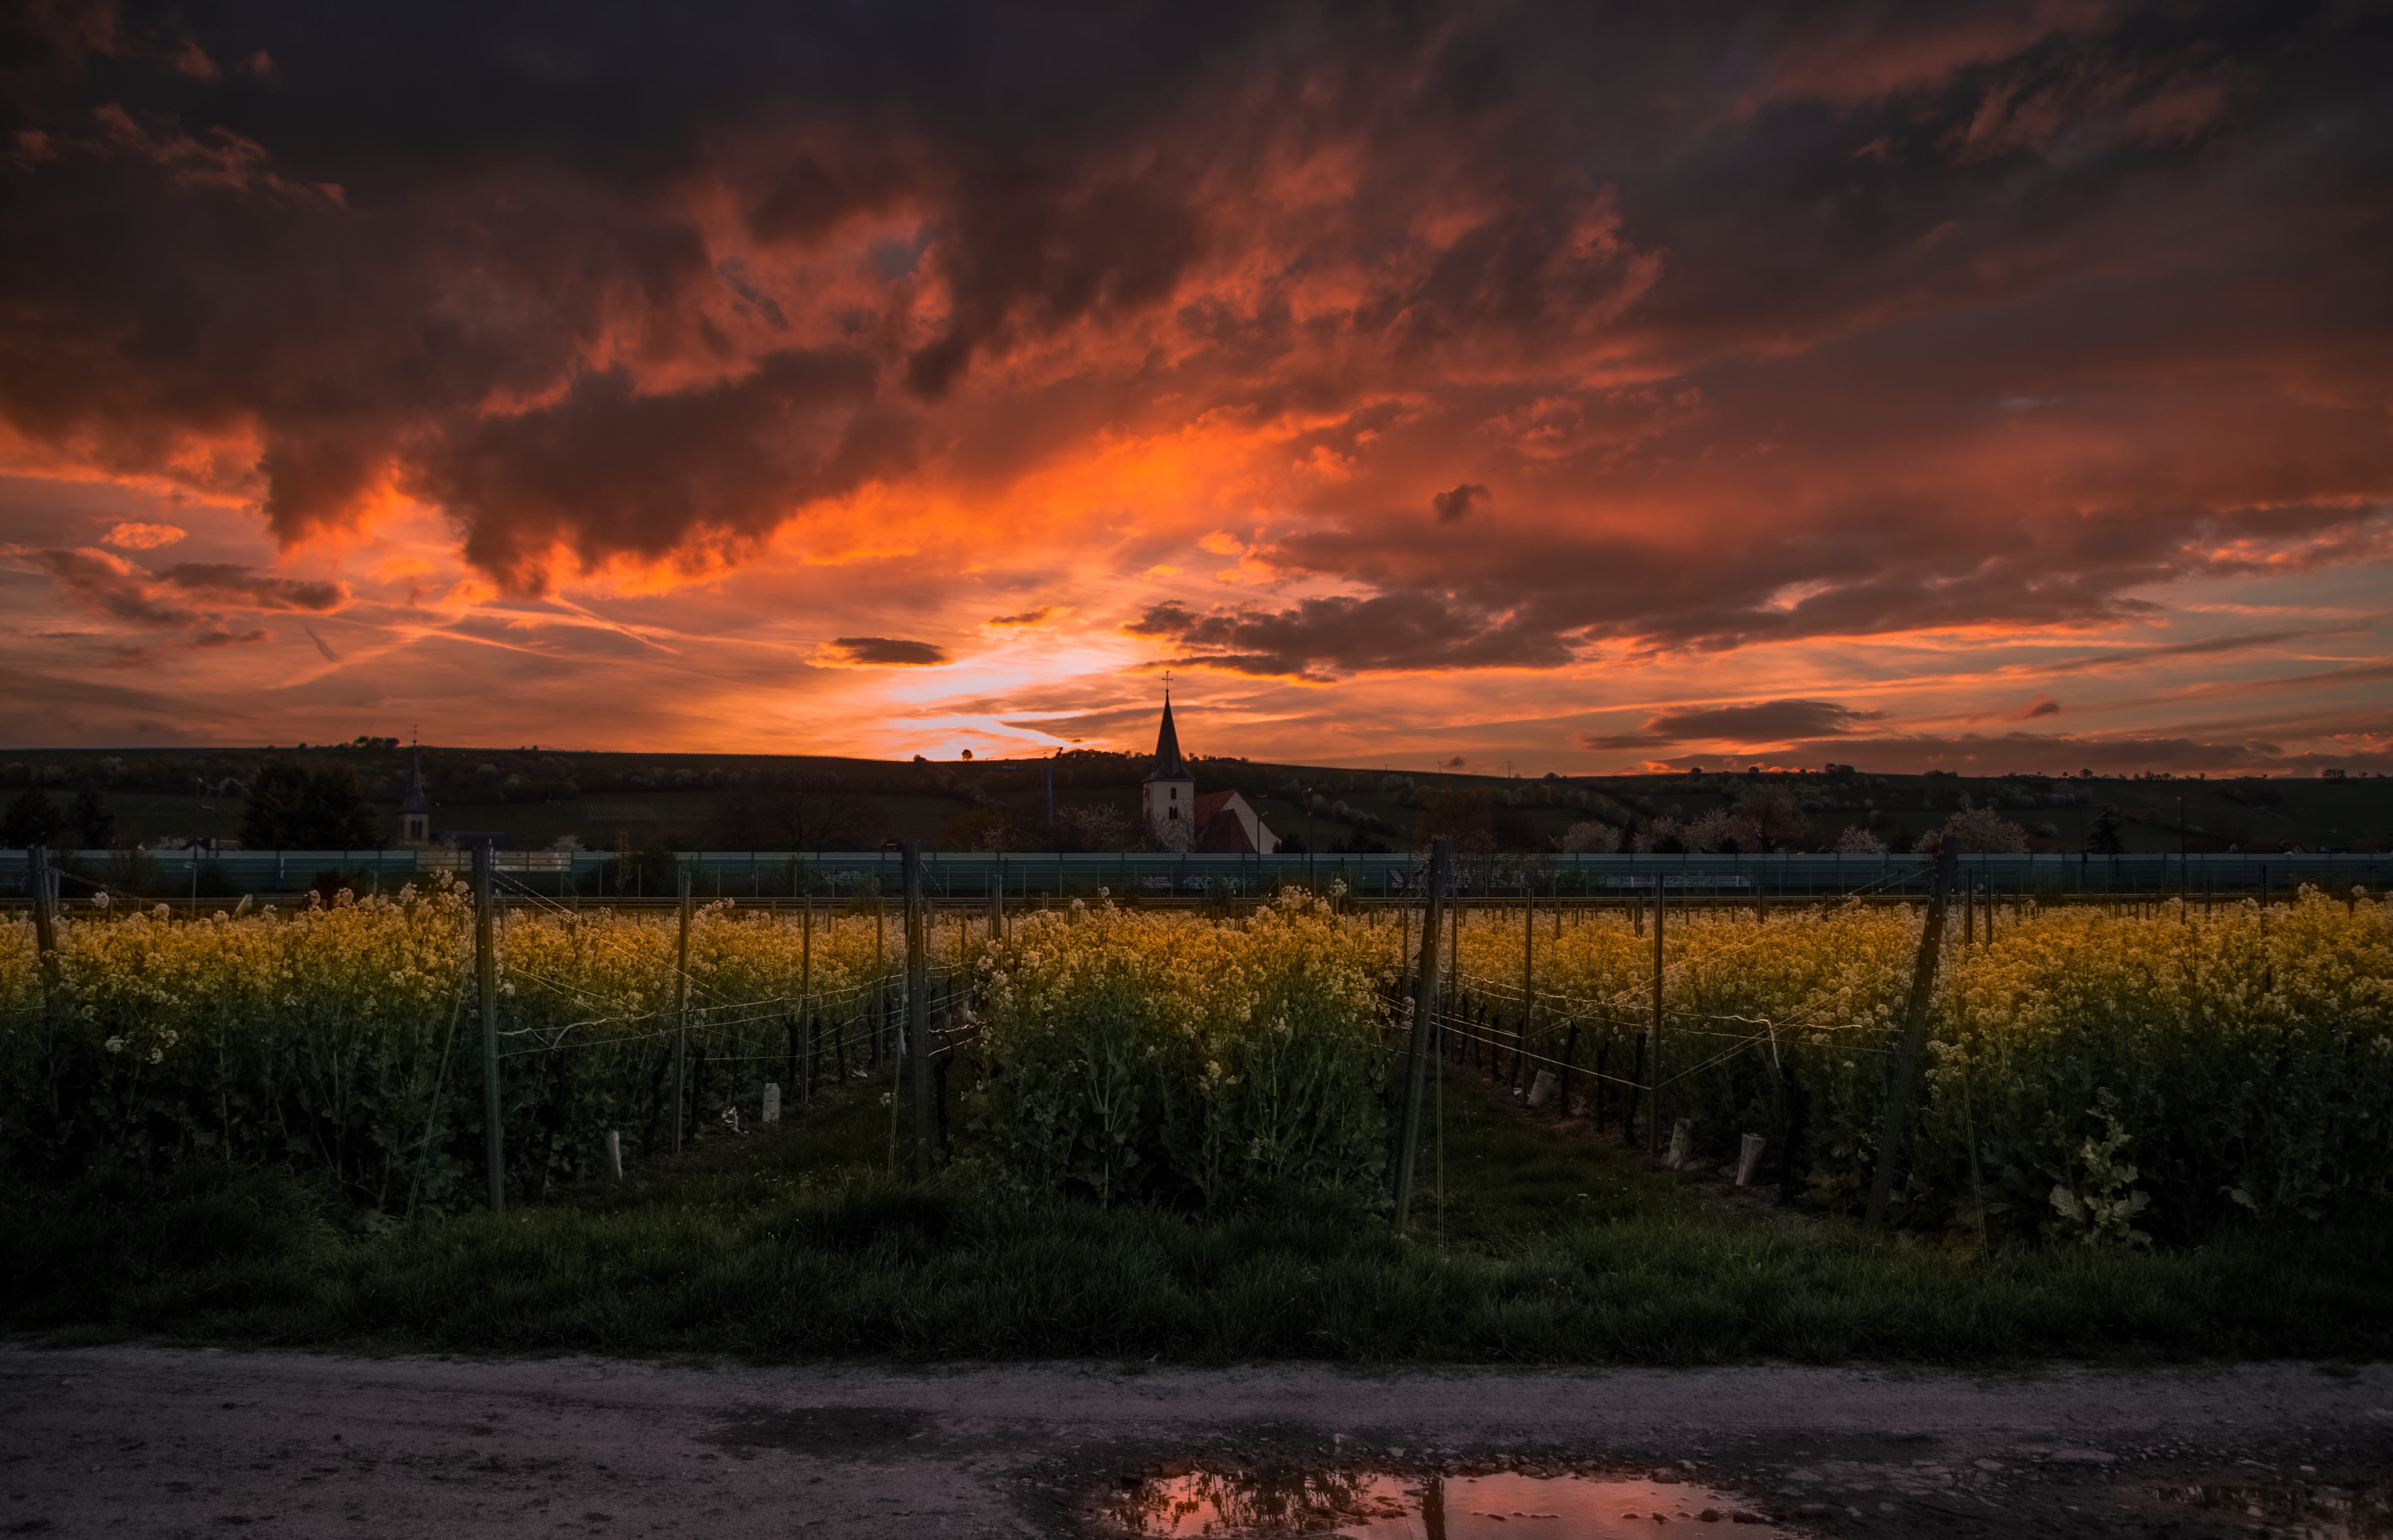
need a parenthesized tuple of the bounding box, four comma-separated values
(1392, 837, 1451, 1229)
(672, 864, 692, 1155)
(474, 843, 504, 1213)
(1865, 835, 1960, 1231)
(904, 842, 935, 1178)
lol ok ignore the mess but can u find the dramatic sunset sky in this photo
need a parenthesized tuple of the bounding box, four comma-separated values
(1, 1, 2387, 773)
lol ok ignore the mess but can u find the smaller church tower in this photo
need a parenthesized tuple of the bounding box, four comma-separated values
(1140, 691, 1196, 842)
(396, 742, 431, 844)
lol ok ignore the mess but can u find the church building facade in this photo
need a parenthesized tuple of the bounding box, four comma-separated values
(1140, 695, 1280, 853)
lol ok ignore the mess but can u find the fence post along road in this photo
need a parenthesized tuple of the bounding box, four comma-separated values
(1866, 833, 1961, 1231)
(904, 840, 937, 1179)
(1391, 836, 1451, 1231)
(474, 841, 504, 1214)
(26, 845, 57, 960)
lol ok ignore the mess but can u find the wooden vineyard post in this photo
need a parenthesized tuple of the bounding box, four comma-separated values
(474, 843, 505, 1213)
(1649, 875, 1665, 1157)
(1865, 834, 1960, 1231)
(904, 842, 935, 1178)
(1521, 893, 1536, 1091)
(672, 864, 692, 1156)
(1776, 1053, 1806, 1207)
(1392, 837, 1451, 1230)
(605, 1129, 623, 1184)
(798, 894, 814, 1108)
(1446, 892, 1460, 1014)
(27, 845, 56, 959)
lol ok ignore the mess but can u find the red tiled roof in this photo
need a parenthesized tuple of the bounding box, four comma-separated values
(1196, 809, 1257, 853)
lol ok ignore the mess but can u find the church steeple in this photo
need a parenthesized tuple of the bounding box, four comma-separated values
(1149, 690, 1188, 781)
(396, 737, 431, 843)
(1140, 685, 1196, 843)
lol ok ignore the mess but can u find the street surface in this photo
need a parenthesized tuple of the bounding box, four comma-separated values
(1, 1346, 2385, 1537)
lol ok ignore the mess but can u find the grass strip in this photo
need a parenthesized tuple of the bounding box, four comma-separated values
(5, 1081, 2385, 1363)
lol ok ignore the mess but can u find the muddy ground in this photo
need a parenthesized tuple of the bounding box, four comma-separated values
(1, 1346, 2386, 1538)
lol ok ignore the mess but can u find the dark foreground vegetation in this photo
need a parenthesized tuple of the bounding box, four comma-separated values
(5, 1081, 2385, 1364)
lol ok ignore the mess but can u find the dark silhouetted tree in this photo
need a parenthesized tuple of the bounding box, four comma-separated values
(3, 785, 62, 847)
(240, 759, 379, 848)
(69, 782, 115, 849)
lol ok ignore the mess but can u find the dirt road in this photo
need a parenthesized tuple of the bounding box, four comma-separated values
(2, 1345, 2385, 1538)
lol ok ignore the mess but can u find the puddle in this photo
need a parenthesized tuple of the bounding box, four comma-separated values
(1098, 1469, 1796, 1538)
(2151, 1484, 2393, 1540)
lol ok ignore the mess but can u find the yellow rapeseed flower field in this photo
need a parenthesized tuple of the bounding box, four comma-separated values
(4, 879, 2385, 1240)
(1444, 887, 2392, 1241)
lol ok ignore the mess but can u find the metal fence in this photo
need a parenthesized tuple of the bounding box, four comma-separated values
(5, 844, 2385, 904)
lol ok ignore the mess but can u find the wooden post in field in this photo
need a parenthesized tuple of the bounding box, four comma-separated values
(605, 1129, 622, 1184)
(904, 842, 935, 1178)
(1392, 837, 1451, 1230)
(1520, 892, 1536, 1086)
(1865, 835, 1960, 1231)
(1776, 1054, 1805, 1207)
(1649, 875, 1665, 1157)
(1436, 894, 1455, 1018)
(474, 843, 504, 1213)
(672, 864, 692, 1156)
(798, 894, 814, 1108)
(27, 845, 56, 958)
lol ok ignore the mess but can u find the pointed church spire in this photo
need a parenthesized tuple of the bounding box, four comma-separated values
(1149, 689, 1188, 781)
(399, 738, 430, 815)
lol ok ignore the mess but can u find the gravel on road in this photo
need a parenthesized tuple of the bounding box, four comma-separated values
(2, 1345, 2387, 1538)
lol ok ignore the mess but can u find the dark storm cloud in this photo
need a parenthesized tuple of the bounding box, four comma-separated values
(155, 562, 344, 611)
(1643, 699, 1887, 742)
(2038, 627, 2346, 673)
(1431, 483, 1489, 522)
(1126, 595, 1575, 680)
(1580, 698, 1884, 750)
(1741, 730, 2392, 776)
(1268, 497, 2393, 669)
(0, 0, 2388, 638)
(0, 0, 1309, 579)
(1, 545, 341, 663)
(417, 352, 904, 590)
(831, 636, 949, 666)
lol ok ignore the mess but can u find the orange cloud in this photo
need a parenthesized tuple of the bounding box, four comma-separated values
(0, 3, 2386, 774)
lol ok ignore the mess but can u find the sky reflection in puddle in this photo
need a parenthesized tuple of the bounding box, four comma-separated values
(1100, 1470, 1798, 1539)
